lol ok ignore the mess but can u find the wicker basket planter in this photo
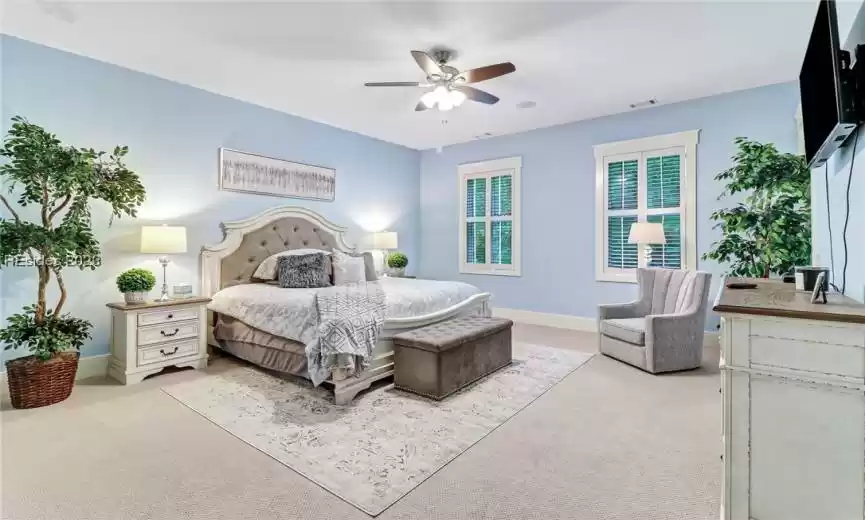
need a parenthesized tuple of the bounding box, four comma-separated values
(5, 352, 79, 409)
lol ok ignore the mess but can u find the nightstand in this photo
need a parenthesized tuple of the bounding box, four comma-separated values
(106, 297, 211, 384)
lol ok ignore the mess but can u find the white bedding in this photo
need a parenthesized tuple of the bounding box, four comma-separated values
(208, 278, 482, 344)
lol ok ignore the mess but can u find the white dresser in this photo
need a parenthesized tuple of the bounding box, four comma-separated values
(107, 297, 210, 384)
(715, 279, 865, 520)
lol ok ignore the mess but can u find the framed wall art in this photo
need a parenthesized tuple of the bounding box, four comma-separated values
(219, 148, 335, 202)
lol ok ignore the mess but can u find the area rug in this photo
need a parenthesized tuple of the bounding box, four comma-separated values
(162, 343, 592, 516)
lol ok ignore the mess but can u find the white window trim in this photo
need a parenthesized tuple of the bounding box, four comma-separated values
(458, 156, 522, 276)
(594, 130, 700, 283)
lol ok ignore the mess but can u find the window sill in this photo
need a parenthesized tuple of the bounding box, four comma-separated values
(460, 266, 522, 277)
(596, 272, 637, 283)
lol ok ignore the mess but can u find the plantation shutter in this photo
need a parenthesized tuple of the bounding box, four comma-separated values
(645, 152, 682, 269)
(596, 131, 695, 282)
(607, 215, 639, 269)
(459, 156, 521, 276)
(491, 174, 513, 265)
(465, 178, 486, 264)
(647, 214, 682, 268)
(607, 160, 639, 210)
(606, 158, 639, 270)
(602, 149, 686, 273)
(646, 154, 681, 209)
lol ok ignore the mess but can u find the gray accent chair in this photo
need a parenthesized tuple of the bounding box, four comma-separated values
(598, 268, 712, 373)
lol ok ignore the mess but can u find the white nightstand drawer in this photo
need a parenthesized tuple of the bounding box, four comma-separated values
(138, 320, 200, 347)
(137, 339, 198, 366)
(137, 307, 198, 327)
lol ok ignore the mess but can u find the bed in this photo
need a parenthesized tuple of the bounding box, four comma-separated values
(200, 206, 492, 404)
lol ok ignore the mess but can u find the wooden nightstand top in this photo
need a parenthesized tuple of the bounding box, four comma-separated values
(106, 296, 211, 312)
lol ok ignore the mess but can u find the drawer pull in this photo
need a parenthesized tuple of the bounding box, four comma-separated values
(167, 313, 174, 319)
(160, 328, 180, 337)
(160, 346, 180, 357)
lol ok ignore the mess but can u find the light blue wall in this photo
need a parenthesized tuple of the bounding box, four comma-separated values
(0, 36, 421, 361)
(419, 83, 801, 324)
(811, 122, 865, 303)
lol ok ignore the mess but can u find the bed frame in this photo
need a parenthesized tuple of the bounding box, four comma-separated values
(200, 206, 491, 404)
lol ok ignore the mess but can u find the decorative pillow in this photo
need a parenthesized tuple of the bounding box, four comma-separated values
(347, 251, 378, 281)
(332, 250, 366, 285)
(253, 249, 331, 280)
(277, 253, 331, 289)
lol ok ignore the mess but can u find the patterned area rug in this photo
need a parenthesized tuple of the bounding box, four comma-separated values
(163, 343, 592, 516)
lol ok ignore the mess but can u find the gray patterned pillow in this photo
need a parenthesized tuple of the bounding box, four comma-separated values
(277, 253, 332, 289)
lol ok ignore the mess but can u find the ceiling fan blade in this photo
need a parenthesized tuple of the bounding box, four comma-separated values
(365, 81, 422, 87)
(458, 62, 516, 83)
(411, 50, 443, 77)
(454, 86, 500, 105)
(414, 101, 430, 112)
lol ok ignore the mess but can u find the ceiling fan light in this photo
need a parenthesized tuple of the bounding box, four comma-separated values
(421, 91, 438, 108)
(438, 97, 454, 111)
(433, 85, 449, 101)
(450, 89, 467, 106)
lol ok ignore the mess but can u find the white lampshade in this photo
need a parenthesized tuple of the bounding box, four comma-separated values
(370, 231, 398, 249)
(628, 222, 666, 245)
(141, 226, 187, 254)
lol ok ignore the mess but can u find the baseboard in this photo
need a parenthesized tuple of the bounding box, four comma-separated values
(0, 353, 110, 391)
(75, 353, 111, 380)
(492, 308, 597, 332)
(493, 307, 720, 348)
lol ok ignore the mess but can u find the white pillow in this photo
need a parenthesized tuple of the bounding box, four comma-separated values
(253, 249, 331, 280)
(332, 250, 366, 285)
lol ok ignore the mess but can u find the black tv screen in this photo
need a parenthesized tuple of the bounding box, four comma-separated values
(800, 0, 857, 167)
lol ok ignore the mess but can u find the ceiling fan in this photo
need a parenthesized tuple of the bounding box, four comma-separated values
(364, 49, 515, 112)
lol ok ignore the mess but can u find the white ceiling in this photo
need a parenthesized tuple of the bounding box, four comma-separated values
(4, 1, 825, 150)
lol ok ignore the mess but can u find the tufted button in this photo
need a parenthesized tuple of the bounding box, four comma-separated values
(248, 256, 256, 263)
(261, 240, 267, 246)
(293, 227, 299, 232)
(302, 240, 309, 246)
(272, 226, 278, 231)
(313, 227, 318, 232)
(284, 241, 289, 246)
(236, 276, 242, 280)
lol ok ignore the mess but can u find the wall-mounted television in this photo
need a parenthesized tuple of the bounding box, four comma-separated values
(800, 0, 859, 168)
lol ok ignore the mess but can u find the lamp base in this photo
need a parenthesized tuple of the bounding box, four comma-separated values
(155, 256, 171, 301)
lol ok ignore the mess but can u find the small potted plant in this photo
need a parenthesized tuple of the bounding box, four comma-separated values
(117, 268, 156, 304)
(387, 252, 409, 277)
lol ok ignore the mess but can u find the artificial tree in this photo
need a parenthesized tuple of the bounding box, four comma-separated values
(703, 137, 811, 278)
(0, 116, 145, 407)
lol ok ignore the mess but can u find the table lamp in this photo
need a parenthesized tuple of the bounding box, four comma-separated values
(628, 222, 666, 266)
(370, 231, 398, 275)
(141, 225, 187, 301)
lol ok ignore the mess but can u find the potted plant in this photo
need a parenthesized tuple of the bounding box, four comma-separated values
(387, 251, 409, 277)
(703, 137, 810, 278)
(0, 116, 145, 408)
(117, 268, 156, 304)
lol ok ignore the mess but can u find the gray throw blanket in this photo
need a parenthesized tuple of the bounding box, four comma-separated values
(306, 282, 387, 386)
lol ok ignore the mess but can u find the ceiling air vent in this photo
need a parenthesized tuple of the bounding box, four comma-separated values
(629, 98, 658, 109)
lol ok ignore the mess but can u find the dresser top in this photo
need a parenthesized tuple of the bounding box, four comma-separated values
(713, 278, 865, 324)
(106, 297, 211, 311)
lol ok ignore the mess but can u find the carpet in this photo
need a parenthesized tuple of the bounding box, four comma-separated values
(162, 343, 592, 516)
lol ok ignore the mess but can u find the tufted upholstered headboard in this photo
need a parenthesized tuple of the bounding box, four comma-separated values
(200, 206, 354, 297)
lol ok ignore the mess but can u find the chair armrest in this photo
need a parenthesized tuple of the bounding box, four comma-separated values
(644, 309, 704, 347)
(598, 301, 644, 320)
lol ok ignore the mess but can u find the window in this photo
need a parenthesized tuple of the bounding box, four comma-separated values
(594, 130, 699, 283)
(459, 156, 521, 276)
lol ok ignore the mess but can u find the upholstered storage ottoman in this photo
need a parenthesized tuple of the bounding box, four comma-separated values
(392, 316, 513, 400)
